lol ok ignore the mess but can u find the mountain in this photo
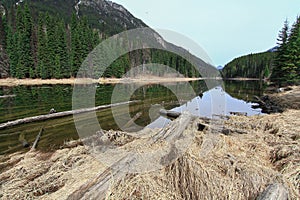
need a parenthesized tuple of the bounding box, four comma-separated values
(267, 46, 278, 53)
(217, 65, 224, 70)
(0, 0, 218, 80)
(222, 51, 275, 79)
(2, 0, 146, 35)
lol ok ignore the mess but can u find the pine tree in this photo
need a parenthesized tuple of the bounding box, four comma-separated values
(287, 16, 300, 84)
(14, 3, 34, 78)
(271, 20, 290, 85)
(55, 19, 70, 78)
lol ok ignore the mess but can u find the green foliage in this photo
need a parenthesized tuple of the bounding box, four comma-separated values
(271, 17, 300, 86)
(3, 1, 199, 79)
(223, 17, 300, 86)
(222, 52, 275, 79)
(5, 4, 100, 79)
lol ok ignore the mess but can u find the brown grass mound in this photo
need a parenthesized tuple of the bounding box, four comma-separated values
(0, 110, 299, 199)
(106, 110, 299, 199)
(268, 86, 300, 110)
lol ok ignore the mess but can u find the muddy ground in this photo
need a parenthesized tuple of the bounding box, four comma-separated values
(0, 86, 299, 200)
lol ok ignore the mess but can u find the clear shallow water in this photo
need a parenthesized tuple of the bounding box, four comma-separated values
(0, 80, 264, 154)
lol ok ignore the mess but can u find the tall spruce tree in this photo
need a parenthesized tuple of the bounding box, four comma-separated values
(287, 16, 300, 84)
(271, 20, 290, 85)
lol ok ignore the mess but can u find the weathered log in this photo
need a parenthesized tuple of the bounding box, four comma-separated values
(159, 109, 181, 119)
(0, 101, 139, 130)
(0, 94, 16, 99)
(67, 112, 196, 200)
(229, 111, 247, 116)
(257, 183, 289, 200)
(254, 95, 266, 106)
(123, 112, 142, 129)
(31, 127, 44, 150)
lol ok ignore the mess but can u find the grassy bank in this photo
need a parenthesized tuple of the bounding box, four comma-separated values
(0, 86, 299, 199)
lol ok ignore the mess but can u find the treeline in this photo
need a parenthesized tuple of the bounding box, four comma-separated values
(106, 49, 200, 78)
(0, 3, 200, 79)
(1, 3, 100, 79)
(222, 16, 300, 86)
(271, 17, 300, 86)
(222, 52, 275, 79)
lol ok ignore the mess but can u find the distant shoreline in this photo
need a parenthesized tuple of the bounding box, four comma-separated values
(222, 78, 261, 81)
(0, 77, 263, 86)
(0, 77, 205, 86)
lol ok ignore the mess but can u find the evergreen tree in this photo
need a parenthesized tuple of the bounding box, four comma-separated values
(271, 17, 300, 85)
(286, 16, 300, 84)
(14, 3, 34, 78)
(270, 20, 290, 85)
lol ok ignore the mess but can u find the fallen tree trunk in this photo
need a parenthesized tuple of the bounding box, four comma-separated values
(67, 112, 196, 200)
(0, 95, 16, 99)
(159, 109, 181, 119)
(0, 101, 139, 130)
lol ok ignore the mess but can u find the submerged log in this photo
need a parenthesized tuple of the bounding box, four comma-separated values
(123, 112, 142, 129)
(0, 101, 139, 130)
(31, 127, 44, 151)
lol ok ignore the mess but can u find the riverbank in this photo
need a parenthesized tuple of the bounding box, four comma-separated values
(0, 77, 204, 86)
(0, 86, 299, 199)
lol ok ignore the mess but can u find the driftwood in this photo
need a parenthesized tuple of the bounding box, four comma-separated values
(254, 95, 266, 106)
(257, 183, 288, 200)
(0, 94, 16, 99)
(123, 112, 142, 129)
(159, 109, 181, 119)
(31, 127, 44, 151)
(0, 101, 139, 130)
(67, 112, 196, 200)
(229, 111, 247, 116)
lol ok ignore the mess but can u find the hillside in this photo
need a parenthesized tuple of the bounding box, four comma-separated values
(1, 0, 146, 35)
(222, 51, 275, 79)
(0, 0, 218, 80)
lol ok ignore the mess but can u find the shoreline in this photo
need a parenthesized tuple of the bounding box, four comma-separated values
(222, 77, 262, 81)
(0, 77, 205, 86)
(0, 77, 264, 87)
(0, 86, 299, 199)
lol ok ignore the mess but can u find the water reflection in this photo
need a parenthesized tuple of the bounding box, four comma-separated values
(0, 80, 264, 154)
(147, 85, 263, 129)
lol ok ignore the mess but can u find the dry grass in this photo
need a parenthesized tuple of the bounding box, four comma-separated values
(0, 77, 203, 87)
(0, 87, 299, 200)
(268, 85, 300, 110)
(106, 110, 299, 200)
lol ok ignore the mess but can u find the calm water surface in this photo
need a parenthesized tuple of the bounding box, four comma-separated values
(0, 80, 265, 154)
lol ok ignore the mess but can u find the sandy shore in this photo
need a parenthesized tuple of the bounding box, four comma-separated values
(0, 77, 204, 87)
(0, 86, 299, 199)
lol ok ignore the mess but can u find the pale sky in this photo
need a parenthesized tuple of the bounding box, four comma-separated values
(113, 0, 299, 66)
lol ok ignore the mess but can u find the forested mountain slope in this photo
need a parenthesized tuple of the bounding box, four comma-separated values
(222, 52, 275, 79)
(0, 0, 218, 79)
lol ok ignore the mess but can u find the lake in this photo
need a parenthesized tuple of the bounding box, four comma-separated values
(0, 80, 265, 154)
